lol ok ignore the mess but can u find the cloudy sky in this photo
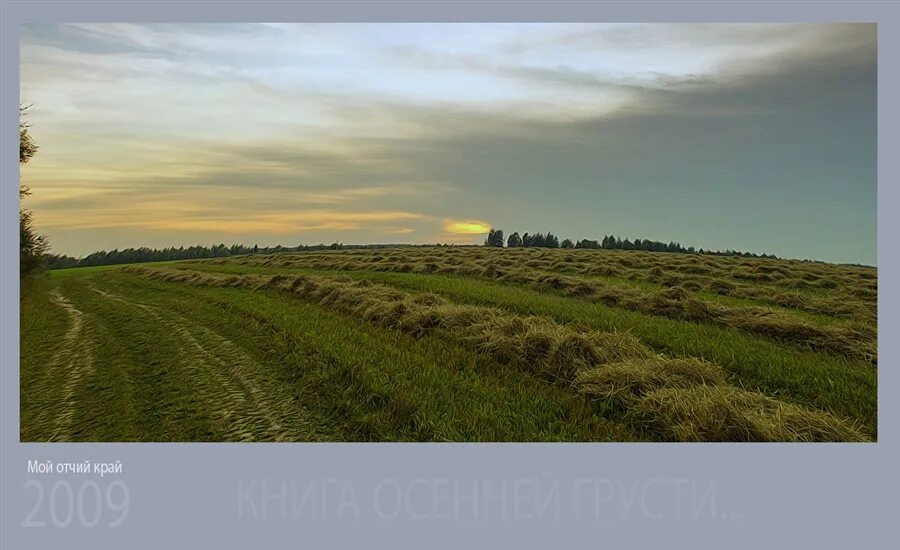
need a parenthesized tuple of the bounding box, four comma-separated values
(20, 23, 876, 264)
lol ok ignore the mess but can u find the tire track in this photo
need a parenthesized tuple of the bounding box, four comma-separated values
(46, 289, 97, 441)
(89, 285, 309, 441)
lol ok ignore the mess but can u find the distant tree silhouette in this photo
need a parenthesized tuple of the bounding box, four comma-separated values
(502, 229, 775, 258)
(46, 242, 415, 270)
(485, 228, 505, 247)
(45, 225, 779, 271)
(544, 232, 560, 248)
(507, 232, 523, 248)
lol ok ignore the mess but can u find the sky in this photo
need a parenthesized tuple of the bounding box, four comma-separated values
(20, 23, 876, 264)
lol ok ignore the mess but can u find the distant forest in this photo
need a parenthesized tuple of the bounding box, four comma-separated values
(485, 229, 778, 259)
(46, 243, 407, 270)
(47, 231, 777, 270)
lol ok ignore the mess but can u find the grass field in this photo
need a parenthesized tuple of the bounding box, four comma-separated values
(20, 246, 877, 442)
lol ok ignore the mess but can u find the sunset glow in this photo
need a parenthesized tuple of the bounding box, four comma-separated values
(19, 23, 875, 263)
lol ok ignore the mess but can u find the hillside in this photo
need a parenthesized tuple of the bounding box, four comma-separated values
(20, 246, 877, 442)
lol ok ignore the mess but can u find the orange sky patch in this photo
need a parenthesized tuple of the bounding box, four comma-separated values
(442, 219, 491, 235)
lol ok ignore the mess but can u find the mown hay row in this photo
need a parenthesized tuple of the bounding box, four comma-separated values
(213, 253, 876, 364)
(256, 246, 877, 298)
(125, 266, 655, 382)
(124, 266, 870, 442)
(576, 357, 727, 409)
(629, 386, 869, 442)
(217, 247, 876, 312)
(640, 270, 873, 318)
(575, 358, 868, 441)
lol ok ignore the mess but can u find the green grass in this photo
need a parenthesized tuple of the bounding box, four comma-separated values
(21, 270, 627, 441)
(575, 270, 856, 327)
(200, 252, 875, 363)
(164, 262, 875, 433)
(346, 271, 876, 432)
(48, 260, 181, 278)
(20, 246, 877, 442)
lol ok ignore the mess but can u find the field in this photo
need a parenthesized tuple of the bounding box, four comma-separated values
(20, 246, 877, 442)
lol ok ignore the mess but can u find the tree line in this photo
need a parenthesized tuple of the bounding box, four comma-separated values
(46, 243, 411, 270)
(485, 229, 777, 259)
(45, 229, 778, 271)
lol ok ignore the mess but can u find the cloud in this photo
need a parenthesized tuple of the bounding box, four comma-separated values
(39, 205, 428, 234)
(19, 23, 876, 263)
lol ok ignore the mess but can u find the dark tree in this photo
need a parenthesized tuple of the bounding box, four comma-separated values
(485, 228, 505, 247)
(492, 228, 770, 258)
(544, 232, 560, 248)
(20, 105, 47, 276)
(507, 232, 523, 248)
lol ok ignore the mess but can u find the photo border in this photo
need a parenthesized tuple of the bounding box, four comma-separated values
(2, 2, 895, 548)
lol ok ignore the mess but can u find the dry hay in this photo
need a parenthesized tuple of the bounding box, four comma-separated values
(125, 264, 873, 442)
(183, 249, 878, 363)
(630, 386, 870, 442)
(576, 357, 727, 408)
(126, 266, 657, 381)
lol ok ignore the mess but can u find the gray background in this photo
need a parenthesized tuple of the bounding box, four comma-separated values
(1, 2, 896, 548)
